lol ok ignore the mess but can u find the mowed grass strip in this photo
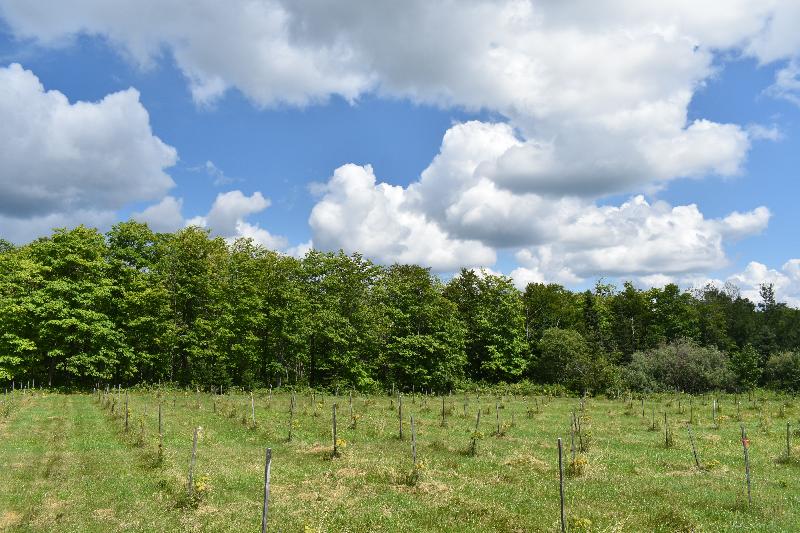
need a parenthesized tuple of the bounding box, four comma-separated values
(5, 391, 800, 531)
(0, 393, 189, 532)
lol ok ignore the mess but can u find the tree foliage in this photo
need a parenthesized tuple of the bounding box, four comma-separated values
(626, 339, 734, 393)
(1, 223, 799, 393)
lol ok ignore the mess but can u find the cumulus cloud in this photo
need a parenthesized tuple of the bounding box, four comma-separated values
(309, 123, 768, 278)
(2, 1, 786, 197)
(0, 63, 177, 241)
(183, 190, 287, 249)
(718, 207, 771, 239)
(725, 260, 800, 307)
(134, 190, 289, 249)
(509, 196, 770, 285)
(0, 0, 370, 107)
(309, 163, 495, 271)
(202, 190, 270, 236)
(1, 2, 794, 281)
(132, 196, 184, 233)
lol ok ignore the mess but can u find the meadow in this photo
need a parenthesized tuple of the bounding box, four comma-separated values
(2, 388, 800, 532)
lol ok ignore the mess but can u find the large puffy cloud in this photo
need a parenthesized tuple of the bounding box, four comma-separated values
(0, 1, 370, 107)
(2, 1, 794, 197)
(4, 0, 793, 108)
(1, 2, 792, 280)
(509, 196, 770, 287)
(0, 63, 177, 241)
(310, 121, 768, 277)
(309, 163, 495, 271)
(720, 260, 800, 307)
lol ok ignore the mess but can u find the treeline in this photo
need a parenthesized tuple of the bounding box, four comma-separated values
(1, 222, 799, 393)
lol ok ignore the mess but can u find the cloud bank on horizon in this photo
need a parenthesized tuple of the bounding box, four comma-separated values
(1, 1, 800, 302)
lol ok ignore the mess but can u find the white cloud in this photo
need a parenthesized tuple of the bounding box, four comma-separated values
(726, 260, 800, 307)
(1, 2, 793, 281)
(718, 206, 771, 239)
(746, 124, 783, 142)
(7, 1, 799, 197)
(407, 121, 573, 247)
(510, 196, 769, 283)
(232, 220, 287, 250)
(202, 190, 270, 236)
(3, 1, 783, 197)
(637, 274, 676, 288)
(132, 196, 184, 233)
(133, 190, 288, 249)
(310, 120, 769, 281)
(191, 160, 235, 186)
(185, 190, 287, 249)
(766, 59, 800, 107)
(0, 63, 177, 241)
(285, 240, 313, 258)
(0, 0, 371, 107)
(309, 163, 495, 271)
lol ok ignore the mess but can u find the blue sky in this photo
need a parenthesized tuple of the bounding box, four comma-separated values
(1, 1, 800, 304)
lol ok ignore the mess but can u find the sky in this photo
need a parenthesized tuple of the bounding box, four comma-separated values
(1, 1, 800, 304)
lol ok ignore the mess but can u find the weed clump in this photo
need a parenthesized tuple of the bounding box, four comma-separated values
(568, 516, 593, 532)
(403, 460, 426, 486)
(566, 455, 588, 477)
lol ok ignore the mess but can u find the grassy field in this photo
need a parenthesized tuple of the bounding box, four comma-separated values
(2, 388, 800, 532)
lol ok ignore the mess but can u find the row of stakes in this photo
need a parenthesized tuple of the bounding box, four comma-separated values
(92, 386, 781, 532)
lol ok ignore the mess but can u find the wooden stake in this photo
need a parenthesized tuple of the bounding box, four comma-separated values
(441, 395, 446, 427)
(399, 394, 403, 440)
(332, 403, 339, 457)
(558, 437, 566, 533)
(288, 394, 295, 442)
(411, 415, 417, 466)
(158, 401, 163, 459)
(251, 392, 256, 426)
(570, 414, 576, 462)
(261, 448, 272, 533)
(712, 398, 717, 427)
(741, 425, 752, 505)
(125, 391, 129, 432)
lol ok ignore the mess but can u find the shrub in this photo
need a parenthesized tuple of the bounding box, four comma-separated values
(765, 351, 800, 392)
(625, 339, 734, 393)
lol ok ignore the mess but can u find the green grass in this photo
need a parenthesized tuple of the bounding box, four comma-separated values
(2, 389, 800, 532)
